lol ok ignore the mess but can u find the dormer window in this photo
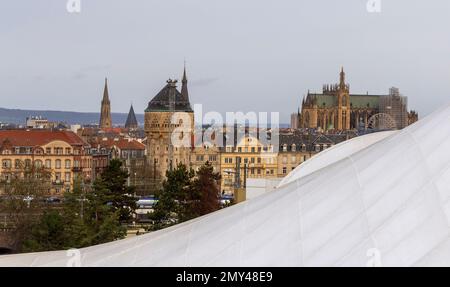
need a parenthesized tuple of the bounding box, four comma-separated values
(301, 144, 306, 152)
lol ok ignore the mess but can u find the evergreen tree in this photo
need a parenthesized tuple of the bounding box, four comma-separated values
(150, 163, 195, 229)
(150, 162, 222, 231)
(21, 210, 66, 252)
(89, 159, 136, 222)
(192, 161, 221, 216)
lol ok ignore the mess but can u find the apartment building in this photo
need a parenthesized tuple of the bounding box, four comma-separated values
(0, 130, 92, 195)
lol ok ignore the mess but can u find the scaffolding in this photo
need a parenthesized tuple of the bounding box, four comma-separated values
(379, 87, 409, 129)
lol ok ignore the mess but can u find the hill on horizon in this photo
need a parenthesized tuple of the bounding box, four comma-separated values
(0, 107, 144, 126)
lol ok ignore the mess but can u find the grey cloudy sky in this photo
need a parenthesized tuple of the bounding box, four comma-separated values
(1, 0, 449, 123)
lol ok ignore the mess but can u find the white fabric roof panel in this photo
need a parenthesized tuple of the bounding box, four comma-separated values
(1, 104, 450, 267)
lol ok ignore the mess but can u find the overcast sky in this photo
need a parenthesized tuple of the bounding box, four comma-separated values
(1, 0, 449, 122)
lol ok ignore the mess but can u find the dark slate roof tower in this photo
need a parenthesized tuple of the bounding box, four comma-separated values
(99, 78, 112, 129)
(145, 79, 193, 112)
(125, 104, 138, 129)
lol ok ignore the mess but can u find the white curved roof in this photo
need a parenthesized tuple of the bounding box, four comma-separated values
(278, 130, 397, 187)
(1, 104, 450, 266)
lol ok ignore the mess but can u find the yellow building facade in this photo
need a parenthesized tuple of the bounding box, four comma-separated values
(220, 135, 278, 194)
(0, 130, 92, 195)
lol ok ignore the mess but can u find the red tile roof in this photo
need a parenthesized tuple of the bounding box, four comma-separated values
(0, 130, 87, 147)
(95, 138, 145, 150)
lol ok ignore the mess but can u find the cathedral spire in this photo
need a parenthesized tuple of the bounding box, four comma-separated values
(181, 63, 189, 102)
(100, 77, 112, 129)
(339, 67, 346, 88)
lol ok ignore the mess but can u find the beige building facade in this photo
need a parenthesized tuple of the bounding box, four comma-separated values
(0, 130, 92, 195)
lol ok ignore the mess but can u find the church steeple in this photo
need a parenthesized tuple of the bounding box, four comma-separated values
(100, 77, 112, 129)
(125, 104, 138, 129)
(180, 64, 189, 102)
(102, 78, 110, 102)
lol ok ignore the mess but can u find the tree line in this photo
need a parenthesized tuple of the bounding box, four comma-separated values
(0, 159, 224, 253)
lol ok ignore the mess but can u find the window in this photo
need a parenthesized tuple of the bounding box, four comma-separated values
(45, 160, 51, 168)
(65, 172, 71, 182)
(2, 159, 11, 169)
(65, 148, 71, 155)
(251, 157, 255, 163)
(46, 148, 51, 154)
(55, 159, 61, 169)
(251, 147, 255, 153)
(25, 159, 31, 168)
(257, 157, 261, 164)
(65, 160, 71, 169)
(34, 160, 43, 168)
(282, 167, 287, 174)
(15, 159, 21, 169)
(55, 172, 61, 182)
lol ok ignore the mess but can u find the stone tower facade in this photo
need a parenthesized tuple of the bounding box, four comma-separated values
(99, 78, 112, 129)
(144, 69, 194, 180)
(337, 67, 351, 130)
